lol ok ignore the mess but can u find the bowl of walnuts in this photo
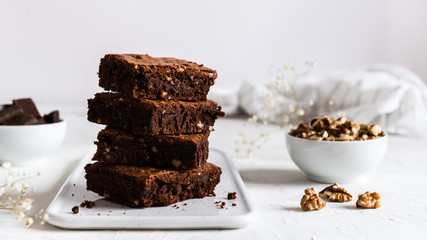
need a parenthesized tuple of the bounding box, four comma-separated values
(285, 115, 387, 183)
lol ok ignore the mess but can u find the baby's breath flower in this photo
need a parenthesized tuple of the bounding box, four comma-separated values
(296, 108, 305, 116)
(287, 105, 295, 113)
(281, 115, 290, 123)
(328, 100, 334, 106)
(16, 198, 33, 211)
(2, 162, 11, 170)
(42, 213, 49, 221)
(6, 176, 14, 186)
(22, 183, 29, 189)
(282, 83, 290, 91)
(0, 187, 5, 196)
(13, 183, 23, 192)
(16, 211, 25, 220)
(308, 100, 314, 106)
(24, 217, 34, 227)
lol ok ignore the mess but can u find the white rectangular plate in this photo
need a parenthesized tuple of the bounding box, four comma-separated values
(46, 149, 255, 229)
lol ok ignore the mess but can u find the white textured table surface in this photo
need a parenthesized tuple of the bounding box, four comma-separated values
(0, 106, 426, 240)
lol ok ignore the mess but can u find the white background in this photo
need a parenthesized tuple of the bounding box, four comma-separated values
(1, 0, 427, 107)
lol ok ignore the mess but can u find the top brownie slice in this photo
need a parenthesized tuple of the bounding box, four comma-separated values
(98, 54, 217, 101)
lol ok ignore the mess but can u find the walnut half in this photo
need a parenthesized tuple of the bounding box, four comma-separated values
(319, 183, 353, 202)
(356, 191, 381, 209)
(300, 188, 326, 211)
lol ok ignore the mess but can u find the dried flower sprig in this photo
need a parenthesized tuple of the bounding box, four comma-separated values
(0, 162, 48, 227)
(235, 61, 318, 157)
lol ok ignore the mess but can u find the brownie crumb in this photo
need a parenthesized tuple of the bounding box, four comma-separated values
(85, 200, 95, 208)
(232, 203, 237, 206)
(72, 194, 74, 197)
(220, 205, 225, 209)
(73, 184, 76, 187)
(97, 213, 100, 216)
(215, 201, 221, 204)
(227, 192, 237, 200)
(221, 202, 226, 206)
(80, 200, 95, 208)
(72, 206, 79, 214)
(183, 203, 187, 206)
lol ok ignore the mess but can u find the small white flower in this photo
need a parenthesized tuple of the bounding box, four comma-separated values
(328, 100, 334, 106)
(246, 150, 253, 157)
(283, 64, 289, 70)
(261, 112, 269, 119)
(282, 83, 290, 91)
(282, 115, 290, 123)
(308, 100, 314, 106)
(13, 183, 23, 192)
(2, 162, 11, 170)
(287, 105, 295, 113)
(16, 211, 25, 220)
(0, 187, 5, 196)
(22, 183, 29, 189)
(24, 217, 34, 227)
(42, 213, 49, 221)
(6, 176, 14, 186)
(296, 108, 305, 116)
(17, 198, 33, 211)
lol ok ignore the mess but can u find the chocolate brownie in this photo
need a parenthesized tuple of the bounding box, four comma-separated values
(98, 54, 217, 101)
(87, 92, 225, 135)
(93, 128, 210, 169)
(85, 162, 222, 207)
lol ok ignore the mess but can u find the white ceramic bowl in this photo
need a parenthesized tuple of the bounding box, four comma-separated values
(0, 121, 67, 165)
(285, 133, 388, 183)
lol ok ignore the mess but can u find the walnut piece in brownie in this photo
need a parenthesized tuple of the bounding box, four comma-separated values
(85, 162, 222, 207)
(87, 92, 224, 135)
(98, 54, 217, 101)
(93, 128, 210, 169)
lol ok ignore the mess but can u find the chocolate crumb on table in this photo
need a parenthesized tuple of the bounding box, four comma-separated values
(232, 203, 237, 206)
(227, 192, 237, 200)
(72, 206, 79, 214)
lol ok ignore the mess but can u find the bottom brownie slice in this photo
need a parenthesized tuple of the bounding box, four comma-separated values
(85, 162, 222, 207)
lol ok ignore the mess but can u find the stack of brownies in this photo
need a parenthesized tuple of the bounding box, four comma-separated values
(85, 54, 225, 207)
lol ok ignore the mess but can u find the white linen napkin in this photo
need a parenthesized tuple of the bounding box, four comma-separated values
(209, 64, 427, 136)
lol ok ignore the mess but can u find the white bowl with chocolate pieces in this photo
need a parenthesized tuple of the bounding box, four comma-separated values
(0, 98, 66, 165)
(286, 116, 388, 183)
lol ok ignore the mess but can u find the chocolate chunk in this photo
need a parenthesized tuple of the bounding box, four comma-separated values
(43, 110, 60, 123)
(12, 98, 41, 117)
(3, 114, 38, 125)
(0, 105, 23, 124)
